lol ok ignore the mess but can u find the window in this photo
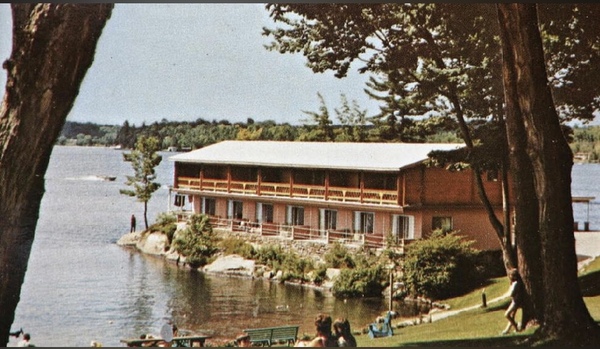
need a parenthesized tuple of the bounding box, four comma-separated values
(202, 197, 216, 216)
(228, 200, 243, 219)
(319, 209, 337, 231)
(256, 202, 273, 223)
(432, 216, 453, 232)
(354, 211, 374, 234)
(287, 206, 304, 226)
(392, 215, 414, 240)
(174, 194, 186, 208)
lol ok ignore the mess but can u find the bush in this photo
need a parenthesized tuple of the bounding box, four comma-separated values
(324, 242, 355, 268)
(148, 212, 177, 244)
(401, 230, 481, 300)
(173, 214, 218, 268)
(219, 237, 256, 259)
(332, 264, 388, 298)
(254, 244, 286, 269)
(281, 253, 314, 283)
(312, 264, 328, 286)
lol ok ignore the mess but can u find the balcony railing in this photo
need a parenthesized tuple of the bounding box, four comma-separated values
(170, 211, 411, 250)
(176, 177, 399, 205)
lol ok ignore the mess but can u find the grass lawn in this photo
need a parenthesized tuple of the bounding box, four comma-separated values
(351, 257, 600, 347)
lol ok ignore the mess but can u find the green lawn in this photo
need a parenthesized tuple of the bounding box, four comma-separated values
(352, 257, 600, 347)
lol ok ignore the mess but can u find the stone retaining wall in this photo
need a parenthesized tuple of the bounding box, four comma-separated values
(214, 228, 367, 262)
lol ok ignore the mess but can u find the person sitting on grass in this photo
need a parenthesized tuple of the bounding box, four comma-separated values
(295, 313, 338, 347)
(333, 318, 356, 347)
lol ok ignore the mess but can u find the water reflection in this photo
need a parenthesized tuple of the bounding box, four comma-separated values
(118, 250, 427, 343)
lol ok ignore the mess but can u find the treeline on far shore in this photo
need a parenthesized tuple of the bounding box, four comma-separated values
(57, 117, 465, 150)
(58, 119, 600, 163)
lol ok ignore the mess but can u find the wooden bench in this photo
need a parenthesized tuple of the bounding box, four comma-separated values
(120, 334, 212, 347)
(243, 325, 299, 347)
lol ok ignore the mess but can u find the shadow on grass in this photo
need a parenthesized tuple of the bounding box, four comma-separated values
(579, 266, 600, 297)
(398, 334, 531, 347)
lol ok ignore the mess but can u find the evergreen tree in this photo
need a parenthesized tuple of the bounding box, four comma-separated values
(120, 136, 162, 230)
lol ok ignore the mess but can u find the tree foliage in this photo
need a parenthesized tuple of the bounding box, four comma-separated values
(173, 214, 218, 268)
(401, 231, 481, 300)
(120, 135, 162, 230)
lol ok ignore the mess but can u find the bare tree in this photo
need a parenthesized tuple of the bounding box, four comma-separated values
(0, 4, 113, 346)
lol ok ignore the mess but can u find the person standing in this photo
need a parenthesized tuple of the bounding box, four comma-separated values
(17, 333, 33, 347)
(502, 268, 524, 334)
(130, 214, 136, 233)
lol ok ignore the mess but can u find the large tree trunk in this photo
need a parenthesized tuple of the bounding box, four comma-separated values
(0, 4, 113, 346)
(497, 3, 600, 345)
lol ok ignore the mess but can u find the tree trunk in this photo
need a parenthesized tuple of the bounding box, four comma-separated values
(497, 3, 600, 345)
(0, 4, 113, 346)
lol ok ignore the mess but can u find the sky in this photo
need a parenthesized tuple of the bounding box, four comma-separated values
(0, 3, 382, 126)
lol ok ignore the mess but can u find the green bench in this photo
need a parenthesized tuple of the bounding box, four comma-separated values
(243, 325, 299, 347)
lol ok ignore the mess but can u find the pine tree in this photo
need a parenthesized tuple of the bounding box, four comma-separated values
(120, 136, 163, 230)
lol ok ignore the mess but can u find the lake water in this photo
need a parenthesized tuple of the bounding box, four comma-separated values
(7, 146, 396, 347)
(7, 146, 600, 347)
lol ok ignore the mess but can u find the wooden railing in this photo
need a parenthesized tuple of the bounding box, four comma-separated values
(176, 177, 398, 205)
(203, 216, 372, 245)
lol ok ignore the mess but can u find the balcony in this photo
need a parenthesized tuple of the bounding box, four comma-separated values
(204, 216, 411, 250)
(175, 176, 399, 206)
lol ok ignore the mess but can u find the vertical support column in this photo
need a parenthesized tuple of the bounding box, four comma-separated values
(325, 171, 330, 201)
(290, 169, 294, 198)
(227, 165, 231, 193)
(257, 168, 262, 196)
(360, 172, 364, 204)
(199, 167, 204, 191)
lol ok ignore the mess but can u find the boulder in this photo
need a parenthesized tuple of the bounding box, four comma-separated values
(136, 231, 169, 255)
(203, 254, 255, 277)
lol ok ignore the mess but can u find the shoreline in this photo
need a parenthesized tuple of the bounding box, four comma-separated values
(115, 229, 465, 339)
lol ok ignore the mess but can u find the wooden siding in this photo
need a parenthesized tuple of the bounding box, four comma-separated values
(174, 162, 508, 250)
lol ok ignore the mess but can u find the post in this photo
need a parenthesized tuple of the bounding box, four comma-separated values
(389, 269, 393, 312)
(481, 288, 487, 308)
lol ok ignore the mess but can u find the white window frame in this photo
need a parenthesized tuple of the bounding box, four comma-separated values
(228, 199, 243, 219)
(287, 205, 304, 226)
(256, 202, 274, 223)
(354, 211, 374, 234)
(432, 216, 453, 232)
(392, 214, 415, 240)
(319, 208, 337, 231)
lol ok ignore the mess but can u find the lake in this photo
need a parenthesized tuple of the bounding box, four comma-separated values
(7, 146, 600, 347)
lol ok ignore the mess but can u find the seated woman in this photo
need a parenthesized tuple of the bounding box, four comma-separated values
(333, 318, 356, 347)
(295, 313, 338, 347)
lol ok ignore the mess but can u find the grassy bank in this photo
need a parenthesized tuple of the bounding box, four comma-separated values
(352, 257, 600, 347)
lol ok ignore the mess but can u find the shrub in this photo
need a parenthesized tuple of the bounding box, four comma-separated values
(254, 244, 286, 269)
(332, 264, 388, 298)
(324, 242, 355, 268)
(312, 264, 328, 286)
(401, 230, 481, 300)
(148, 212, 177, 244)
(219, 237, 256, 259)
(173, 214, 218, 268)
(281, 253, 314, 283)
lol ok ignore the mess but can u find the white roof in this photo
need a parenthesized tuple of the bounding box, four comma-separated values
(169, 140, 464, 172)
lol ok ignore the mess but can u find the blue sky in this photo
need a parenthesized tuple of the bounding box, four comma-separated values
(0, 4, 382, 126)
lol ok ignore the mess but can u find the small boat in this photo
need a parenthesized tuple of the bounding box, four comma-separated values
(99, 176, 117, 181)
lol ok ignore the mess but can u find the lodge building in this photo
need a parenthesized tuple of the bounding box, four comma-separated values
(168, 140, 505, 251)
